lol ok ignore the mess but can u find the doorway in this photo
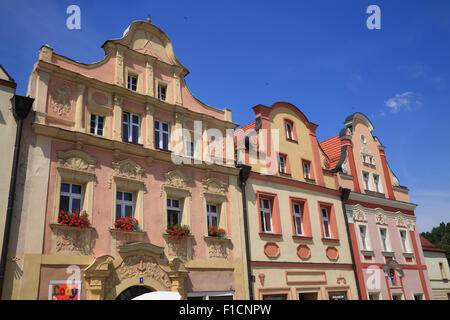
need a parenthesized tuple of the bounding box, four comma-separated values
(115, 285, 153, 300)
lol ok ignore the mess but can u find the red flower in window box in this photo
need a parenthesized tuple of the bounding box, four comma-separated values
(166, 224, 190, 240)
(114, 216, 140, 231)
(58, 209, 90, 229)
(208, 226, 226, 238)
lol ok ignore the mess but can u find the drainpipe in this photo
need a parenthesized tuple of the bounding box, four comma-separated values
(340, 187, 363, 300)
(237, 164, 253, 300)
(0, 95, 34, 299)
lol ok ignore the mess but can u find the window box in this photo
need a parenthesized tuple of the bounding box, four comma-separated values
(114, 216, 140, 232)
(166, 224, 191, 241)
(204, 235, 231, 242)
(109, 227, 146, 236)
(208, 226, 226, 238)
(57, 209, 91, 229)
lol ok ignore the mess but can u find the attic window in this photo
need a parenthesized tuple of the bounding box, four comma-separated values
(361, 134, 366, 144)
(127, 75, 137, 91)
(158, 85, 167, 101)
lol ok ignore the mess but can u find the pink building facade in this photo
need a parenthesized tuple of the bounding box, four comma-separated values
(2, 20, 248, 300)
(321, 113, 433, 300)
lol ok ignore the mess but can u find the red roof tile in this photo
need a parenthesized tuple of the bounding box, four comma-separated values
(320, 135, 341, 170)
(420, 235, 446, 253)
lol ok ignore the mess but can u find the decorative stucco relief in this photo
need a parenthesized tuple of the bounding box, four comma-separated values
(50, 82, 73, 116)
(51, 225, 91, 256)
(57, 149, 97, 174)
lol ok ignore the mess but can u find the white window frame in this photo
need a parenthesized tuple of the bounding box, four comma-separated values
(362, 171, 370, 190)
(303, 161, 311, 179)
(372, 173, 382, 193)
(285, 121, 293, 140)
(154, 120, 171, 150)
(259, 197, 273, 233)
(187, 291, 234, 300)
(399, 229, 411, 253)
(321, 207, 331, 239)
(60, 183, 83, 213)
(123, 111, 141, 144)
(167, 198, 182, 226)
(158, 85, 167, 101)
(185, 139, 195, 158)
(207, 204, 219, 229)
(127, 75, 138, 91)
(116, 191, 134, 220)
(359, 224, 369, 250)
(378, 226, 391, 252)
(278, 155, 287, 174)
(292, 202, 303, 236)
(90, 114, 104, 136)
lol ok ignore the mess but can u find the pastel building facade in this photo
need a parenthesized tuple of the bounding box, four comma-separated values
(235, 102, 359, 300)
(2, 20, 249, 300)
(420, 235, 450, 300)
(320, 113, 432, 300)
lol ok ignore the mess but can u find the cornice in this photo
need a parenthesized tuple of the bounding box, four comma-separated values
(32, 122, 240, 177)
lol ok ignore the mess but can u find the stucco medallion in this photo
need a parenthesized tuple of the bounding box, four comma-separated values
(326, 246, 339, 261)
(264, 242, 280, 259)
(296, 244, 311, 260)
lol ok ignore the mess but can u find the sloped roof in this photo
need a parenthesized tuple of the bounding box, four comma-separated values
(320, 135, 341, 170)
(420, 235, 446, 253)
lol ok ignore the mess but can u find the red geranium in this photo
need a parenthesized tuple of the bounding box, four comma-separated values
(115, 216, 139, 231)
(166, 224, 190, 240)
(58, 209, 90, 228)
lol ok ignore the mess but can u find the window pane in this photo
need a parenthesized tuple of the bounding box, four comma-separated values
(71, 198, 81, 212)
(117, 192, 123, 200)
(71, 184, 82, 194)
(264, 212, 272, 232)
(132, 115, 139, 125)
(132, 125, 138, 143)
(162, 123, 169, 132)
(155, 130, 160, 148)
(116, 204, 122, 220)
(61, 183, 70, 193)
(124, 192, 132, 201)
(172, 199, 179, 208)
(59, 195, 69, 212)
(125, 205, 133, 217)
(323, 221, 330, 238)
(295, 217, 303, 234)
(162, 132, 169, 149)
(123, 123, 129, 141)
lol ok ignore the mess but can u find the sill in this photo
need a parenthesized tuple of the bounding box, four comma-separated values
(162, 232, 194, 239)
(363, 162, 376, 169)
(156, 147, 172, 153)
(286, 138, 298, 144)
(109, 227, 146, 235)
(403, 252, 415, 259)
(361, 249, 375, 257)
(259, 232, 283, 239)
(122, 140, 144, 146)
(279, 172, 291, 177)
(364, 190, 385, 198)
(292, 235, 313, 241)
(381, 251, 395, 257)
(50, 223, 95, 231)
(304, 178, 316, 184)
(322, 237, 340, 243)
(204, 235, 231, 242)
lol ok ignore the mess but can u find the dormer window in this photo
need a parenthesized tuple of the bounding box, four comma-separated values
(127, 75, 137, 91)
(158, 85, 167, 101)
(284, 119, 296, 141)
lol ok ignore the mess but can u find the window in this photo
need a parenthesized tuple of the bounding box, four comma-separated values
(389, 269, 397, 286)
(321, 207, 331, 239)
(392, 293, 402, 300)
(368, 292, 380, 300)
(298, 292, 318, 300)
(158, 85, 167, 101)
(359, 225, 368, 250)
(413, 293, 423, 300)
(262, 294, 287, 300)
(439, 262, 448, 280)
(259, 198, 272, 233)
(185, 140, 195, 158)
(399, 230, 409, 252)
(361, 134, 366, 144)
(373, 174, 381, 193)
(59, 183, 82, 213)
(90, 114, 104, 136)
(362, 171, 370, 190)
(187, 292, 234, 300)
(154, 120, 170, 150)
(303, 161, 311, 179)
(328, 291, 348, 300)
(278, 155, 287, 174)
(123, 112, 141, 144)
(116, 191, 134, 220)
(207, 204, 219, 229)
(285, 121, 293, 140)
(379, 227, 389, 251)
(167, 199, 181, 226)
(292, 202, 303, 236)
(127, 75, 137, 91)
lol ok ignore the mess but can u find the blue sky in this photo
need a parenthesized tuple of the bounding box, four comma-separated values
(1, 1, 449, 232)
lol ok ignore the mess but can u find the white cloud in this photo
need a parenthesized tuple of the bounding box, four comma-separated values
(384, 91, 422, 113)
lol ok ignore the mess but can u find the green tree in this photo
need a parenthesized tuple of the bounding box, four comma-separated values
(421, 222, 450, 263)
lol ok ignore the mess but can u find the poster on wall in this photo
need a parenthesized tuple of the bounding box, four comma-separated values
(48, 281, 81, 300)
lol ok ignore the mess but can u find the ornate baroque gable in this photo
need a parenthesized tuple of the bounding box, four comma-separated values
(202, 177, 227, 196)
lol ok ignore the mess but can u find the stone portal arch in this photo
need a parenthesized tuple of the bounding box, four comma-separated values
(84, 242, 188, 300)
(115, 285, 153, 300)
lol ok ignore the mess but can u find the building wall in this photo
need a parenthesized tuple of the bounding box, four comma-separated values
(0, 70, 16, 255)
(423, 250, 450, 300)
